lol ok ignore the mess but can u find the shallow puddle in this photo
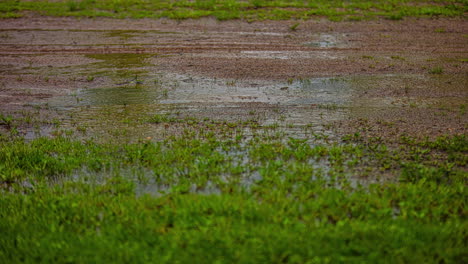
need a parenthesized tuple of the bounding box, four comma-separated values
(238, 50, 339, 60)
(304, 34, 341, 48)
(46, 72, 355, 142)
(42, 69, 467, 144)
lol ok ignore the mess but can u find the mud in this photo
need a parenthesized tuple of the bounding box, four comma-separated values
(0, 15, 466, 141)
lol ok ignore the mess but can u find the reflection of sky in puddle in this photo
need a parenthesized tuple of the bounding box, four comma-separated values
(304, 40, 336, 48)
(237, 50, 338, 59)
(52, 74, 353, 107)
(304, 34, 340, 48)
(40, 72, 466, 192)
(46, 73, 353, 142)
(46, 73, 467, 143)
(158, 74, 352, 105)
(237, 31, 285, 36)
(71, 86, 162, 106)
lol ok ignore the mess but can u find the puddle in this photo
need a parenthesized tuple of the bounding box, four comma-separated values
(11, 73, 468, 194)
(239, 50, 338, 60)
(58, 147, 363, 197)
(348, 74, 468, 108)
(155, 74, 352, 106)
(304, 34, 341, 48)
(45, 72, 354, 143)
(42, 69, 467, 145)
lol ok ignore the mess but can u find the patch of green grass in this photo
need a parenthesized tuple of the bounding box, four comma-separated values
(386, 12, 404, 20)
(0, 110, 467, 262)
(147, 113, 178, 124)
(1, 181, 465, 263)
(390, 55, 406, 60)
(459, 104, 466, 115)
(0, 11, 22, 18)
(429, 66, 444, 74)
(289, 22, 300, 31)
(0, 0, 466, 21)
(0, 114, 13, 128)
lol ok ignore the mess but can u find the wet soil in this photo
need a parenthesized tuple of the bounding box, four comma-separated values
(0, 15, 466, 141)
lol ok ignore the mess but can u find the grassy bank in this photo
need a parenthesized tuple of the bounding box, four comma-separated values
(0, 118, 466, 262)
(0, 0, 466, 20)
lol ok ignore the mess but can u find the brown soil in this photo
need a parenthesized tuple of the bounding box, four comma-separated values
(0, 15, 467, 140)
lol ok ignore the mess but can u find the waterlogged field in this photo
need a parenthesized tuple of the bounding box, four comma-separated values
(1, 1, 467, 263)
(0, 122, 466, 262)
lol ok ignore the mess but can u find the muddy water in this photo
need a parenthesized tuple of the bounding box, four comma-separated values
(1, 20, 466, 192)
(33, 49, 352, 141)
(40, 48, 467, 143)
(44, 49, 466, 143)
(48, 72, 354, 142)
(5, 48, 466, 144)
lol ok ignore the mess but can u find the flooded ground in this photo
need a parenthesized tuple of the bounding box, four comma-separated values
(0, 16, 466, 149)
(1, 2, 467, 260)
(0, 16, 465, 191)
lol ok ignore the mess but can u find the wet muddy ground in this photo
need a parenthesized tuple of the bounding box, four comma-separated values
(1, 13, 467, 263)
(0, 16, 466, 142)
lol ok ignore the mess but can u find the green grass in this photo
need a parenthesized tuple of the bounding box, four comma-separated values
(0, 0, 466, 21)
(429, 66, 444, 74)
(0, 117, 466, 262)
(1, 183, 464, 263)
(289, 22, 300, 31)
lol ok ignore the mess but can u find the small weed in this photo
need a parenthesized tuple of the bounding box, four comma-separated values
(0, 114, 13, 128)
(162, 89, 169, 98)
(317, 104, 339, 110)
(404, 85, 410, 94)
(226, 80, 236, 86)
(429, 66, 444, 74)
(391, 55, 406, 60)
(387, 13, 403, 20)
(459, 104, 466, 115)
(67, 1, 81, 12)
(250, 0, 263, 9)
(289, 22, 300, 31)
(148, 114, 177, 124)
